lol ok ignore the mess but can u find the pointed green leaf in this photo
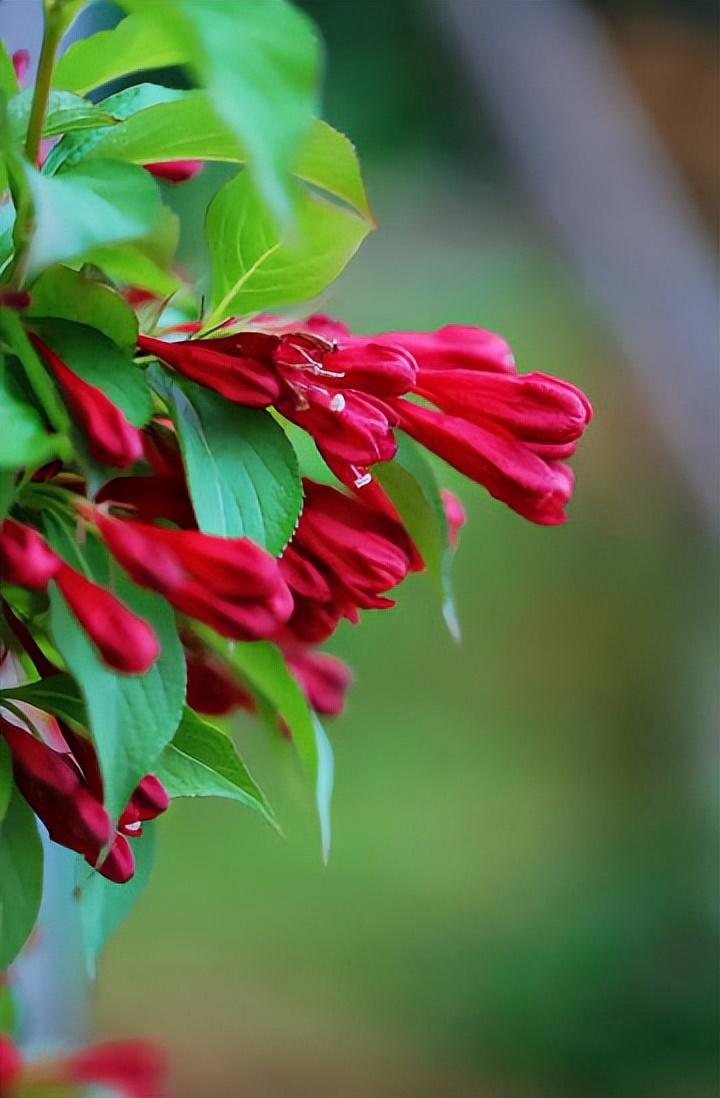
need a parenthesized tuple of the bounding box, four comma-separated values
(0, 357, 63, 468)
(0, 740, 11, 822)
(0, 785, 43, 969)
(53, 13, 187, 94)
(157, 707, 275, 825)
(8, 89, 117, 146)
(0, 672, 87, 729)
(206, 172, 369, 325)
(0, 41, 19, 99)
(152, 368, 301, 554)
(44, 84, 187, 176)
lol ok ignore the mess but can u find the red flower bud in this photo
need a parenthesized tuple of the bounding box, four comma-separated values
(60, 1040, 168, 1097)
(283, 645, 353, 717)
(145, 159, 203, 184)
(0, 1036, 23, 1089)
(31, 335, 143, 468)
(185, 640, 255, 716)
(137, 332, 281, 406)
(93, 512, 293, 641)
(55, 563, 160, 675)
(441, 489, 466, 550)
(0, 518, 60, 589)
(374, 324, 516, 374)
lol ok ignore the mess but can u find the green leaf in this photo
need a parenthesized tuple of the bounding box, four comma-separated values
(152, 369, 301, 554)
(78, 823, 155, 969)
(0, 356, 63, 468)
(79, 202, 180, 296)
(44, 84, 187, 176)
(0, 41, 19, 100)
(8, 89, 117, 146)
(119, 0, 321, 224)
(209, 636, 333, 858)
(0, 672, 87, 729)
(81, 93, 372, 220)
(206, 172, 369, 325)
(0, 470, 15, 519)
(34, 320, 152, 427)
(0, 739, 11, 821)
(0, 785, 43, 969)
(53, 13, 187, 94)
(24, 159, 161, 278)
(376, 434, 460, 640)
(27, 266, 138, 351)
(47, 544, 185, 821)
(0, 308, 70, 435)
(156, 707, 275, 825)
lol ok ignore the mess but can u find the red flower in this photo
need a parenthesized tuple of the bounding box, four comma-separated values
(282, 644, 353, 717)
(1, 717, 168, 883)
(0, 520, 159, 674)
(98, 422, 196, 527)
(184, 636, 255, 716)
(137, 328, 416, 479)
(278, 479, 417, 644)
(30, 335, 143, 468)
(91, 511, 293, 641)
(367, 324, 516, 374)
(145, 159, 203, 184)
(0, 1037, 167, 1098)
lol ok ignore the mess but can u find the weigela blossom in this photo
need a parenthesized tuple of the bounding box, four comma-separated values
(0, 519, 160, 674)
(0, 717, 168, 883)
(278, 479, 419, 644)
(145, 159, 203, 183)
(88, 509, 293, 641)
(0, 1035, 167, 1097)
(30, 335, 143, 469)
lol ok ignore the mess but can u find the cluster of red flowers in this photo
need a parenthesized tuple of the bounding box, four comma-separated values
(1, 307, 590, 884)
(0, 1032, 166, 1097)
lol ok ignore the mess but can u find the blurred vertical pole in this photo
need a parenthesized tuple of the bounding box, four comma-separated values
(437, 0, 719, 524)
(0, 0, 88, 1051)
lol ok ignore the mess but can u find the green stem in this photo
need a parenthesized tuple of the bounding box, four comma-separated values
(24, 3, 64, 167)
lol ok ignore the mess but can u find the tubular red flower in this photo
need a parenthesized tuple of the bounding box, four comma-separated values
(1, 718, 114, 868)
(30, 335, 143, 468)
(0, 518, 60, 588)
(92, 512, 293, 641)
(55, 564, 160, 675)
(282, 645, 353, 717)
(278, 480, 417, 644)
(368, 324, 516, 374)
(145, 159, 203, 184)
(0, 1036, 23, 1090)
(184, 639, 255, 716)
(137, 332, 282, 405)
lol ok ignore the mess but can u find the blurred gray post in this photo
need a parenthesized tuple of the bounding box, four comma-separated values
(437, 0, 719, 524)
(1, 0, 88, 1050)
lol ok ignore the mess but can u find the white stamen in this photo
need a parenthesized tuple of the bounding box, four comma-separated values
(124, 821, 143, 833)
(330, 393, 346, 412)
(354, 472, 372, 488)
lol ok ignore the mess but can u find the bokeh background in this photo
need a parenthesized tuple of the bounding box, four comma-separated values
(14, 0, 720, 1095)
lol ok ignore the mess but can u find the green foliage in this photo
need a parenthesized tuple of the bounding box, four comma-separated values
(8, 89, 117, 145)
(0, 355, 62, 468)
(157, 707, 276, 826)
(53, 13, 187, 94)
(152, 368, 302, 554)
(377, 433, 459, 639)
(0, 785, 43, 969)
(210, 637, 334, 859)
(27, 266, 139, 351)
(118, 0, 321, 224)
(0, 739, 11, 821)
(206, 171, 369, 324)
(24, 160, 162, 277)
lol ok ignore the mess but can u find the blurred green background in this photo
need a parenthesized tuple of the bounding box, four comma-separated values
(95, 2, 718, 1096)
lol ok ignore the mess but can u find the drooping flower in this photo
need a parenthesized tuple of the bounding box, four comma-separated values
(98, 421, 196, 527)
(0, 520, 159, 674)
(30, 334, 143, 468)
(282, 644, 354, 717)
(0, 716, 168, 883)
(278, 479, 418, 644)
(88, 510, 293, 641)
